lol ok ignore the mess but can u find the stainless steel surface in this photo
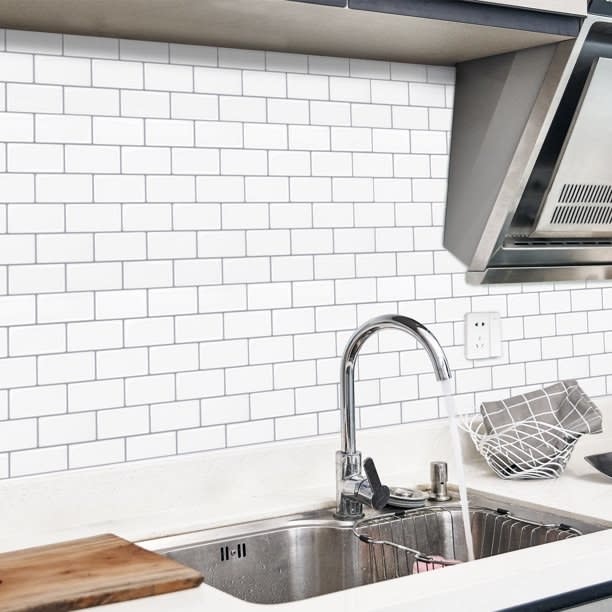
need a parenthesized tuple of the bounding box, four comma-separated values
(466, 264, 612, 284)
(354, 505, 581, 579)
(336, 315, 451, 520)
(534, 57, 612, 235)
(149, 492, 607, 605)
(430, 461, 451, 501)
(585, 452, 612, 478)
(445, 11, 612, 284)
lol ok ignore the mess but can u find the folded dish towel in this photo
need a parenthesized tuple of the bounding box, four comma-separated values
(412, 555, 462, 573)
(479, 380, 602, 465)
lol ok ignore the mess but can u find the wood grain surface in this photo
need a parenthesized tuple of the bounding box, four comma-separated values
(0, 533, 203, 612)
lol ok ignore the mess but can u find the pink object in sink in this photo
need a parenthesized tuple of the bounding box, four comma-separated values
(412, 555, 462, 573)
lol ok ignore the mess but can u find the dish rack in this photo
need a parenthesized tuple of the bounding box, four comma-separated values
(461, 416, 580, 479)
(353, 506, 581, 580)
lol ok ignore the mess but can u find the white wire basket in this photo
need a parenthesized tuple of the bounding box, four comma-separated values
(461, 416, 581, 480)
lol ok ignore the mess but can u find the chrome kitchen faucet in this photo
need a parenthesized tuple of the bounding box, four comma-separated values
(335, 314, 453, 519)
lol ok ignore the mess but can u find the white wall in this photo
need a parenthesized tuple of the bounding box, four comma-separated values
(0, 29, 610, 479)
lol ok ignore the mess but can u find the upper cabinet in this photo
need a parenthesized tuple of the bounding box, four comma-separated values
(0, 0, 588, 65)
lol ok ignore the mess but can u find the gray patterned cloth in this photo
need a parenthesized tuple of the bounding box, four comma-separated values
(479, 380, 602, 467)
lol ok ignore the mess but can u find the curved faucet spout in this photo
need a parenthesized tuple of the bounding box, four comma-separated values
(340, 314, 452, 455)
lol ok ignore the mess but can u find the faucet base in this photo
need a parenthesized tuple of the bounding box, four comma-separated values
(335, 450, 365, 520)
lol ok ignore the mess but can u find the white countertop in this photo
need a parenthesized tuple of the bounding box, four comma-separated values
(3, 397, 612, 611)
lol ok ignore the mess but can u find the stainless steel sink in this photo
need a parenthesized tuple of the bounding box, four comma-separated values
(145, 492, 608, 605)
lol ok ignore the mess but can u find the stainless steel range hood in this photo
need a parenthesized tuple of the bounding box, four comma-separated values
(444, 8, 612, 284)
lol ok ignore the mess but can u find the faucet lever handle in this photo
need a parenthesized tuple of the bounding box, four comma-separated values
(363, 457, 390, 511)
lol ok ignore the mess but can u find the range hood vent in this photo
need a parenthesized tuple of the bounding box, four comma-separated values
(444, 10, 612, 284)
(534, 57, 612, 235)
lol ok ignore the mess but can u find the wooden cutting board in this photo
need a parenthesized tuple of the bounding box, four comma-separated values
(0, 533, 203, 612)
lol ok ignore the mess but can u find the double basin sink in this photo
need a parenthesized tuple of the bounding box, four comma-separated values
(142, 490, 608, 605)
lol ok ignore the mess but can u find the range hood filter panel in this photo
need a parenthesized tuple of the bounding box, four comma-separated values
(534, 56, 612, 235)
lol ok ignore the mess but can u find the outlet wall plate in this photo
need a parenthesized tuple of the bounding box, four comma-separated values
(464, 312, 502, 360)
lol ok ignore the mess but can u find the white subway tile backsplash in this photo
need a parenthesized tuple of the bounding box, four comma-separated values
(171, 44, 217, 67)
(251, 388, 294, 419)
(35, 55, 91, 85)
(37, 233, 93, 263)
(69, 439, 125, 469)
(67, 320, 122, 352)
(289, 125, 330, 151)
(0, 32, 608, 480)
(200, 339, 248, 369)
(124, 260, 172, 289)
(176, 369, 224, 400)
(0, 175, 34, 202)
(122, 90, 170, 118)
(329, 77, 370, 103)
(149, 287, 197, 316)
(308, 55, 348, 77)
(126, 374, 174, 405)
(64, 34, 118, 59)
(145, 62, 192, 91)
(202, 395, 249, 425)
(95, 232, 146, 261)
(243, 124, 286, 151)
(526, 359, 558, 385)
(177, 426, 225, 453)
(220, 96, 266, 123)
(352, 103, 391, 128)
(10, 323, 65, 356)
(249, 336, 293, 365)
(151, 400, 199, 432)
(0, 52, 34, 82)
(275, 413, 317, 440)
(0, 112, 33, 141)
(287, 73, 327, 101)
(38, 351, 95, 384)
(38, 292, 94, 323)
(310, 101, 350, 128)
(68, 379, 124, 412)
(171, 93, 217, 121)
(0, 418, 37, 451)
(120, 39, 168, 62)
(267, 52, 307, 74)
(225, 310, 271, 339)
(65, 87, 119, 116)
(127, 432, 176, 460)
(146, 118, 194, 146)
(94, 117, 143, 145)
(243, 70, 286, 98)
(411, 131, 447, 154)
(540, 290, 571, 314)
(36, 114, 91, 144)
(11, 445, 67, 476)
(125, 317, 174, 347)
(92, 58, 143, 88)
(175, 313, 223, 342)
(123, 203, 172, 233)
(194, 67, 241, 95)
(7, 83, 62, 113)
(11, 384, 66, 418)
(8, 143, 62, 173)
(574, 332, 605, 356)
(248, 282, 292, 309)
(227, 419, 274, 446)
(97, 405, 149, 438)
(9, 264, 65, 294)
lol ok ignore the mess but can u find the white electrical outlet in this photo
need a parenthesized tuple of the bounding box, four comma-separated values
(464, 312, 502, 360)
